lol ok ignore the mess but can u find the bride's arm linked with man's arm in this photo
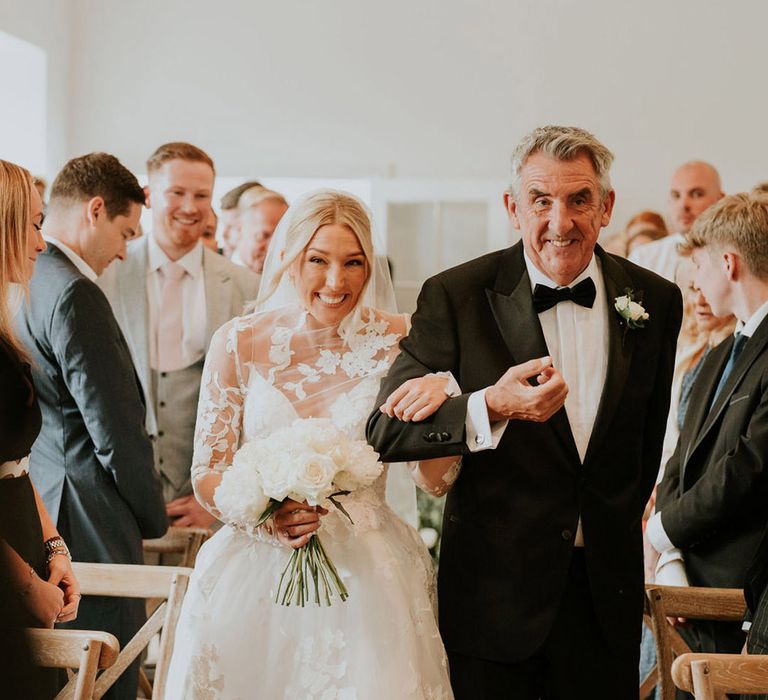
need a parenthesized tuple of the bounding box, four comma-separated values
(189, 315, 460, 549)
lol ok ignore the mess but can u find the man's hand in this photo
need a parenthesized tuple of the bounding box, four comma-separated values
(272, 499, 328, 549)
(485, 357, 568, 422)
(166, 495, 217, 529)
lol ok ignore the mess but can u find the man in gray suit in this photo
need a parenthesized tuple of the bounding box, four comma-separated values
(100, 142, 260, 529)
(17, 153, 168, 700)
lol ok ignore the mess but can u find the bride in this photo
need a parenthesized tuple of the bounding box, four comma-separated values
(165, 190, 461, 699)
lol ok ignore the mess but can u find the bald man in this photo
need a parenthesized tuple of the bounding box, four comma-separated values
(630, 161, 724, 284)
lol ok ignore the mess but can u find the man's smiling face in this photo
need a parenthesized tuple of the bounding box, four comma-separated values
(506, 151, 614, 286)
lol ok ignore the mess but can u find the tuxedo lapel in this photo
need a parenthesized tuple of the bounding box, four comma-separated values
(203, 249, 234, 346)
(685, 320, 768, 466)
(681, 340, 730, 468)
(485, 243, 580, 463)
(583, 249, 636, 465)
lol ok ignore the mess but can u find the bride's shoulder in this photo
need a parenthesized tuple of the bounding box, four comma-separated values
(361, 307, 409, 336)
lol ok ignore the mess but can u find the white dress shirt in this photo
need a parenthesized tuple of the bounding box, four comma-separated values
(648, 297, 768, 585)
(44, 236, 98, 282)
(629, 233, 685, 285)
(147, 235, 207, 372)
(471, 253, 610, 546)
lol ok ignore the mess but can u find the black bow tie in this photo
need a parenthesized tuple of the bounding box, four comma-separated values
(532, 277, 596, 313)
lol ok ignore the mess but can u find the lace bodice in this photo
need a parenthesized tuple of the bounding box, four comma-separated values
(191, 305, 461, 535)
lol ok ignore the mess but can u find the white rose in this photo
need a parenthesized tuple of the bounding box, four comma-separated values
(214, 466, 270, 525)
(627, 300, 649, 321)
(420, 527, 439, 550)
(614, 295, 630, 312)
(290, 452, 336, 505)
(259, 450, 302, 501)
(334, 441, 382, 490)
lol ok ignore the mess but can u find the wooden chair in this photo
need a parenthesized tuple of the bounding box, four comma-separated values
(72, 562, 192, 699)
(672, 652, 768, 699)
(143, 526, 210, 568)
(26, 628, 119, 700)
(645, 584, 747, 700)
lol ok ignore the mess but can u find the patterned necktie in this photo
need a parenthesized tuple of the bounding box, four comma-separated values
(157, 261, 187, 372)
(710, 332, 748, 410)
(532, 277, 596, 314)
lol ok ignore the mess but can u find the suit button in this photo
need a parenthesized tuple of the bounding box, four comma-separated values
(160, 372, 167, 378)
(159, 457, 164, 464)
(440, 432, 450, 441)
(159, 401, 166, 407)
(475, 434, 485, 445)
(428, 432, 437, 442)
(158, 430, 164, 437)
(561, 529, 572, 541)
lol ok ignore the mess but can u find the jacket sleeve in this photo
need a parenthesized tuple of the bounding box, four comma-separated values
(367, 275, 471, 462)
(51, 279, 168, 539)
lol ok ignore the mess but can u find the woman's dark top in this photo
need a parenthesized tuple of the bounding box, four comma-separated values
(0, 337, 42, 463)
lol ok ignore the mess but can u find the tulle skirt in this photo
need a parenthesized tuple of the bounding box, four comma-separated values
(165, 507, 453, 699)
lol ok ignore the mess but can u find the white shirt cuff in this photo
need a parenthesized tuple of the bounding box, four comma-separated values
(646, 511, 675, 553)
(743, 621, 752, 632)
(466, 388, 508, 452)
(655, 552, 689, 587)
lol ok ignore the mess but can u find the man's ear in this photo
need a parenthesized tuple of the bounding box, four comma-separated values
(600, 190, 616, 228)
(504, 192, 521, 230)
(86, 196, 105, 226)
(723, 251, 740, 282)
(143, 185, 151, 209)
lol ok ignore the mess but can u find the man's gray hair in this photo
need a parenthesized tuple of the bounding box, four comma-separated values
(508, 125, 614, 199)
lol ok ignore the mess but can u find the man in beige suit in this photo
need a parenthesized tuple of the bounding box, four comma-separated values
(100, 142, 259, 528)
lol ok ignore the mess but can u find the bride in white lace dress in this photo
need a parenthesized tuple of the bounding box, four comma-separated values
(165, 191, 461, 699)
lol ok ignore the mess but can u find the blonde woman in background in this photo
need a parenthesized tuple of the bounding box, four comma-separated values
(0, 159, 81, 694)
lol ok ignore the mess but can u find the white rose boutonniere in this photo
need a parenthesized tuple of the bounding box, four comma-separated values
(614, 289, 649, 329)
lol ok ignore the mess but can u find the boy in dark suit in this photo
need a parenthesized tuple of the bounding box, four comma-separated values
(651, 193, 768, 662)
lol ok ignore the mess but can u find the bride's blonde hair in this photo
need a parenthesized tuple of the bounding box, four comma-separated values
(258, 190, 374, 311)
(0, 159, 34, 361)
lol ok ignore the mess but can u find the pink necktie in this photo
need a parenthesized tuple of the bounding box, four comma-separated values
(157, 261, 187, 372)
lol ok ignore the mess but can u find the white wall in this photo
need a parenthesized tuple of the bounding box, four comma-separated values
(0, 0, 72, 178)
(6, 0, 768, 235)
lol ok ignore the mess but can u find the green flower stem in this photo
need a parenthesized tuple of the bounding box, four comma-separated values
(275, 534, 349, 606)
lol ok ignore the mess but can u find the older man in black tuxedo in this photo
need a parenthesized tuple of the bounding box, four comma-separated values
(367, 125, 682, 699)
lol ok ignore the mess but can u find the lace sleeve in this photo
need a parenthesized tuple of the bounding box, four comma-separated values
(191, 321, 245, 520)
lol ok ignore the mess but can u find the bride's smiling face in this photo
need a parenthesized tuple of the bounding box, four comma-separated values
(293, 224, 369, 326)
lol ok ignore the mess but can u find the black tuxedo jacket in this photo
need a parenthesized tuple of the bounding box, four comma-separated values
(367, 242, 681, 662)
(657, 315, 768, 591)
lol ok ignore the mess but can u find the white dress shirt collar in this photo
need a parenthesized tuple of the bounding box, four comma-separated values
(523, 250, 599, 293)
(44, 236, 98, 282)
(738, 297, 768, 338)
(147, 234, 204, 278)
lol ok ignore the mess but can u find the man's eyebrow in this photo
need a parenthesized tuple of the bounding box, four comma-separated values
(528, 188, 549, 198)
(570, 188, 594, 199)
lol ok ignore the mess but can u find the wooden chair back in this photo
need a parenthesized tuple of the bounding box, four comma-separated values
(143, 526, 209, 568)
(26, 629, 119, 700)
(72, 562, 192, 700)
(645, 584, 747, 700)
(672, 652, 768, 699)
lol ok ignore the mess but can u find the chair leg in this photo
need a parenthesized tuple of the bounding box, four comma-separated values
(690, 659, 717, 700)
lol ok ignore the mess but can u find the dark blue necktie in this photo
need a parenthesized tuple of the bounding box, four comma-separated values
(710, 333, 748, 410)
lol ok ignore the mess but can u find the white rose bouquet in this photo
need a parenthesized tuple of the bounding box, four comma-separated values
(214, 418, 383, 606)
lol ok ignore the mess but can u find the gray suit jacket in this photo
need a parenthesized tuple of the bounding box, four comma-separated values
(17, 244, 168, 565)
(98, 237, 259, 481)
